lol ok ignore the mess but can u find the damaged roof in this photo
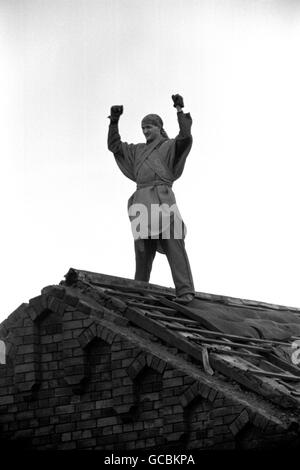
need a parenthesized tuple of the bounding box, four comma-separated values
(59, 268, 300, 412)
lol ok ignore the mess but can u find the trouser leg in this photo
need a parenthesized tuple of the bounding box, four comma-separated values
(160, 238, 195, 296)
(134, 239, 157, 282)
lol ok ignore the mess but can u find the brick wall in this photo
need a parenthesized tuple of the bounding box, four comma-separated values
(0, 286, 298, 450)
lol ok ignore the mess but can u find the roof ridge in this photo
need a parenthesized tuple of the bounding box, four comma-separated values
(63, 267, 300, 313)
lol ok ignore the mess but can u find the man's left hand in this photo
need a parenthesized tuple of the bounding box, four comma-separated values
(172, 94, 184, 109)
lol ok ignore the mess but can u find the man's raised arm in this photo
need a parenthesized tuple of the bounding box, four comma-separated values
(107, 105, 124, 156)
(172, 94, 193, 141)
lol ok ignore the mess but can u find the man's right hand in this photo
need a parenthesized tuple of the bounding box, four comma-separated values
(110, 105, 123, 121)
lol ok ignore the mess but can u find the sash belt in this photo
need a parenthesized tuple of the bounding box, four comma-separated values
(136, 181, 173, 190)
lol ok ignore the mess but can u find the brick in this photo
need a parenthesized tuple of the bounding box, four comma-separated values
(223, 415, 235, 425)
(29, 295, 48, 313)
(78, 402, 95, 412)
(111, 342, 123, 352)
(78, 419, 97, 429)
(0, 413, 14, 423)
(34, 408, 52, 420)
(15, 363, 35, 374)
(102, 425, 113, 435)
(63, 320, 84, 330)
(40, 336, 52, 345)
(156, 360, 167, 374)
(163, 396, 179, 406)
(41, 285, 65, 298)
(61, 432, 72, 442)
(56, 422, 76, 433)
(173, 422, 185, 432)
(119, 431, 138, 442)
(64, 293, 79, 307)
(77, 438, 96, 448)
(24, 354, 37, 364)
(23, 335, 39, 345)
(0, 323, 9, 336)
(47, 296, 64, 313)
(25, 416, 38, 427)
(197, 382, 211, 399)
(210, 407, 230, 419)
(164, 414, 183, 424)
(165, 431, 183, 441)
(56, 404, 75, 414)
(14, 428, 35, 439)
(64, 305, 77, 313)
(114, 349, 133, 360)
(59, 442, 76, 450)
(0, 395, 14, 405)
(97, 416, 118, 427)
(146, 354, 153, 368)
(112, 369, 127, 379)
(208, 388, 218, 402)
(35, 425, 54, 436)
(164, 377, 183, 388)
(214, 425, 230, 436)
(95, 399, 113, 409)
(113, 386, 132, 397)
(112, 424, 123, 433)
(172, 405, 183, 413)
(163, 369, 174, 378)
(229, 416, 247, 436)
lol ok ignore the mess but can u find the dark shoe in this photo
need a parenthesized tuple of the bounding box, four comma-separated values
(174, 293, 195, 304)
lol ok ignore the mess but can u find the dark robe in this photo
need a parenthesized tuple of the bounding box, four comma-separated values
(108, 111, 193, 253)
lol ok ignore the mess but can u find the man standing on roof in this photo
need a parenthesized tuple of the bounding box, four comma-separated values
(107, 94, 195, 304)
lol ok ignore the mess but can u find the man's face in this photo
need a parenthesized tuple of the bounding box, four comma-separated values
(142, 124, 161, 143)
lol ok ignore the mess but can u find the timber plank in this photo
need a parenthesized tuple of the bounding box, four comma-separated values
(125, 306, 206, 367)
(165, 324, 291, 347)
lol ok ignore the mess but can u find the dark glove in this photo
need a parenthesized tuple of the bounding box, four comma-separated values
(172, 94, 184, 109)
(109, 105, 123, 123)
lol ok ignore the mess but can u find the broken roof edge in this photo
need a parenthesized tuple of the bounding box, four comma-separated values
(62, 267, 300, 314)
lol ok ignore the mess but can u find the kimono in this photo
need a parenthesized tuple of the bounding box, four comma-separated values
(108, 111, 193, 254)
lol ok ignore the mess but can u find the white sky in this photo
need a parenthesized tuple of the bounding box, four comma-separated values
(1, 0, 300, 321)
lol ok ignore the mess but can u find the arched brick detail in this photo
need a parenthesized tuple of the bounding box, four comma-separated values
(13, 299, 65, 396)
(182, 395, 209, 448)
(36, 309, 64, 396)
(180, 381, 222, 408)
(78, 323, 116, 349)
(114, 352, 167, 417)
(81, 337, 113, 399)
(177, 382, 237, 448)
(13, 305, 47, 395)
(126, 353, 147, 380)
(27, 294, 64, 321)
(230, 409, 278, 440)
(180, 381, 199, 408)
(232, 418, 280, 450)
(132, 365, 165, 447)
(161, 369, 186, 444)
(68, 323, 117, 394)
(112, 352, 146, 416)
(77, 322, 98, 349)
(126, 352, 167, 380)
